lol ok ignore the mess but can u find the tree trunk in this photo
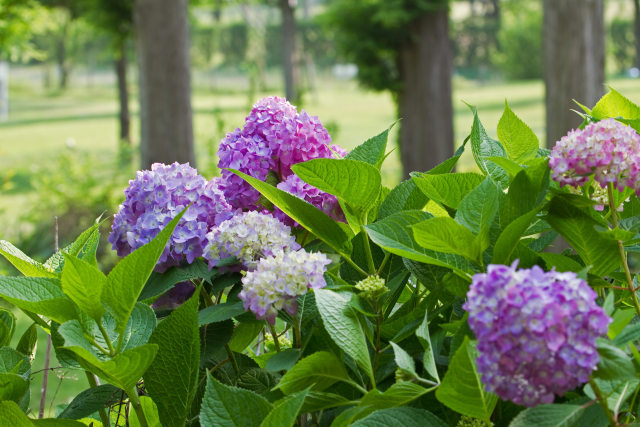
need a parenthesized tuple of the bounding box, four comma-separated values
(635, 0, 640, 69)
(115, 42, 131, 145)
(397, 8, 454, 178)
(280, 0, 300, 104)
(134, 0, 195, 169)
(56, 38, 69, 90)
(543, 0, 604, 147)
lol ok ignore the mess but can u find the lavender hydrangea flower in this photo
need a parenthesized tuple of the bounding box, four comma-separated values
(108, 162, 233, 272)
(203, 211, 300, 269)
(549, 118, 640, 193)
(464, 262, 611, 407)
(239, 249, 331, 323)
(274, 174, 345, 226)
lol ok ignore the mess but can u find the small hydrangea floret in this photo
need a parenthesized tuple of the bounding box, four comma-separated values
(355, 275, 387, 300)
(239, 249, 330, 323)
(464, 262, 611, 407)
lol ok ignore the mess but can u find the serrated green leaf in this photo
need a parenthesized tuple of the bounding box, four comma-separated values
(103, 208, 186, 338)
(351, 407, 447, 427)
(436, 337, 497, 421)
(411, 172, 485, 209)
(346, 126, 391, 168)
(198, 302, 245, 326)
(0, 276, 77, 324)
(63, 344, 158, 391)
(15, 323, 37, 358)
(0, 309, 16, 347)
(592, 88, 640, 120)
(416, 310, 439, 382)
(61, 254, 106, 321)
(510, 404, 589, 427)
(275, 351, 352, 394)
(413, 217, 483, 264)
(200, 374, 272, 427)
(0, 240, 57, 278)
(455, 178, 499, 249)
(129, 395, 161, 427)
(486, 156, 523, 177)
(501, 159, 549, 228)
(0, 400, 33, 426)
(0, 373, 29, 402)
(390, 342, 418, 378)
(228, 169, 353, 254)
(260, 389, 308, 427)
(468, 106, 509, 187)
(0, 347, 30, 403)
(45, 219, 106, 272)
(377, 179, 429, 220)
(359, 382, 432, 410)
(144, 289, 200, 427)
(493, 208, 541, 264)
(300, 391, 352, 413)
(497, 101, 539, 162)
(314, 289, 373, 383)
(228, 322, 263, 353)
(57, 384, 119, 420)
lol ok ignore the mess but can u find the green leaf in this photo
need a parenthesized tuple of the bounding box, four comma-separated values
(366, 211, 472, 276)
(200, 374, 272, 427)
(0, 373, 29, 402)
(57, 384, 119, 420)
(129, 395, 161, 427)
(265, 348, 301, 372)
(413, 217, 483, 264)
(15, 323, 37, 358)
(260, 389, 308, 427)
(102, 208, 186, 337)
(314, 289, 373, 383)
(292, 158, 381, 218)
(411, 172, 485, 209)
(377, 179, 428, 220)
(455, 178, 500, 248)
(300, 391, 352, 413)
(140, 259, 217, 301)
(0, 347, 30, 402)
(228, 322, 263, 353)
(359, 382, 433, 411)
(61, 254, 107, 321)
(228, 169, 352, 254)
(198, 302, 246, 326)
(275, 351, 352, 394)
(497, 101, 539, 162)
(63, 344, 158, 391)
(416, 310, 439, 382)
(546, 198, 620, 276)
(0, 276, 77, 324)
(0, 310, 16, 347)
(0, 401, 33, 427)
(390, 342, 418, 378)
(435, 337, 497, 421)
(468, 106, 509, 187)
(346, 126, 391, 168)
(591, 88, 640, 120)
(486, 156, 523, 177)
(493, 208, 541, 264)
(510, 404, 590, 427)
(501, 159, 549, 228)
(351, 407, 447, 427)
(144, 289, 200, 427)
(44, 219, 106, 272)
(0, 240, 57, 278)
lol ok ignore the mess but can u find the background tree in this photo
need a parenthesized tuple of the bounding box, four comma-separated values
(326, 0, 452, 177)
(543, 0, 605, 146)
(279, 0, 301, 104)
(134, 0, 196, 168)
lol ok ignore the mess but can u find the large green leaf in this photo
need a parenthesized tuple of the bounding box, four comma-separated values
(345, 126, 391, 168)
(0, 347, 31, 402)
(129, 395, 161, 427)
(455, 178, 500, 249)
(198, 302, 245, 326)
(510, 404, 597, 427)
(413, 217, 483, 264)
(57, 384, 119, 420)
(493, 208, 542, 264)
(365, 211, 473, 276)
(351, 407, 447, 427)
(61, 253, 106, 322)
(411, 172, 485, 209)
(435, 337, 497, 421)
(0, 241, 57, 278)
(314, 289, 373, 383)
(291, 158, 381, 218)
(102, 208, 186, 337)
(228, 169, 352, 254)
(377, 179, 428, 220)
(200, 374, 273, 427)
(390, 342, 419, 379)
(275, 351, 352, 394)
(0, 276, 77, 324)
(358, 382, 433, 412)
(497, 101, 539, 163)
(468, 106, 509, 187)
(546, 198, 620, 276)
(0, 401, 34, 426)
(63, 344, 158, 391)
(0, 373, 29, 402)
(260, 389, 308, 427)
(501, 159, 549, 228)
(144, 290, 200, 427)
(591, 88, 640, 120)
(15, 323, 37, 358)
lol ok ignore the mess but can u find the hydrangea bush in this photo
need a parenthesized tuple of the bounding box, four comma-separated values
(2, 90, 640, 426)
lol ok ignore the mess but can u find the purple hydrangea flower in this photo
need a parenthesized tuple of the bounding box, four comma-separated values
(108, 162, 233, 272)
(239, 249, 331, 324)
(203, 211, 300, 269)
(549, 119, 640, 194)
(274, 175, 345, 226)
(464, 262, 611, 407)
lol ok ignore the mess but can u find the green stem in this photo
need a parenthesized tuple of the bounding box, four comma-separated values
(85, 371, 110, 427)
(360, 226, 376, 274)
(268, 323, 281, 352)
(371, 301, 382, 391)
(589, 377, 619, 427)
(608, 183, 640, 318)
(126, 385, 149, 427)
(340, 251, 369, 277)
(97, 322, 116, 356)
(376, 252, 391, 276)
(293, 316, 302, 349)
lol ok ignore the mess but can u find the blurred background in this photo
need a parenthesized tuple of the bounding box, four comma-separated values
(0, 0, 638, 415)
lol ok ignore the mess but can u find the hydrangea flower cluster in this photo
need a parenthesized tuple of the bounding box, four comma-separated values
(239, 249, 331, 324)
(355, 275, 387, 299)
(274, 175, 345, 225)
(216, 96, 347, 218)
(464, 262, 611, 407)
(108, 162, 233, 272)
(203, 211, 300, 269)
(549, 118, 640, 193)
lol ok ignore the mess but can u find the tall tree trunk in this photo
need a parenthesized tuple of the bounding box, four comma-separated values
(134, 0, 195, 169)
(56, 38, 69, 90)
(280, 0, 300, 104)
(543, 0, 604, 147)
(115, 41, 131, 145)
(635, 0, 640, 69)
(397, 8, 454, 178)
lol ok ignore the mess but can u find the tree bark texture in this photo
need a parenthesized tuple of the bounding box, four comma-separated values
(397, 8, 454, 178)
(543, 0, 604, 147)
(280, 0, 300, 104)
(134, 0, 195, 169)
(115, 42, 130, 145)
